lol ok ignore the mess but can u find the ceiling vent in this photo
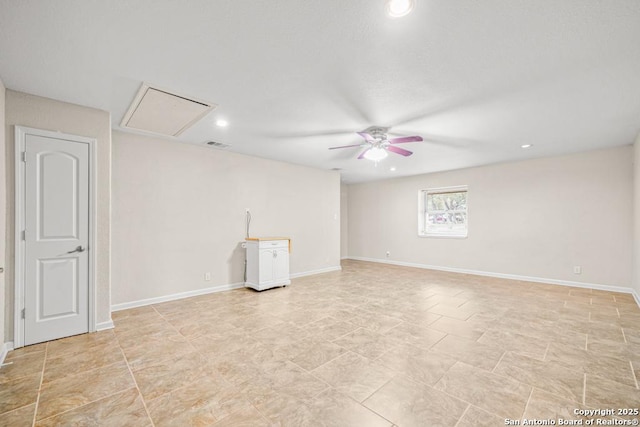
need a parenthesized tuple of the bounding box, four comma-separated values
(121, 83, 216, 137)
(206, 141, 230, 149)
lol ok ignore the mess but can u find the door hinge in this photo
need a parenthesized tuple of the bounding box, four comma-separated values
(21, 230, 25, 241)
(21, 152, 26, 162)
(21, 308, 25, 319)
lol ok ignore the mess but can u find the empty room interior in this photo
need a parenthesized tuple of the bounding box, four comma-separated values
(1, 1, 640, 426)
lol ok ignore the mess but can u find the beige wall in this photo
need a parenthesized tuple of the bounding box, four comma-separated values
(111, 131, 340, 305)
(0, 77, 5, 347)
(340, 183, 348, 259)
(4, 90, 112, 340)
(348, 146, 633, 288)
(634, 135, 640, 297)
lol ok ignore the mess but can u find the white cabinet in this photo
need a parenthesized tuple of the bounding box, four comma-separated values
(245, 238, 291, 291)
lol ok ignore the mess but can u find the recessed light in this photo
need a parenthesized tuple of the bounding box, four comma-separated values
(216, 119, 229, 127)
(521, 144, 533, 149)
(390, 167, 396, 171)
(385, 0, 415, 18)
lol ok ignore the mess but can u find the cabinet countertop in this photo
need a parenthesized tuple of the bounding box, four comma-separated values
(246, 237, 290, 241)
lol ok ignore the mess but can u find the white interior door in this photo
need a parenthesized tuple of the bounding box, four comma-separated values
(22, 132, 90, 345)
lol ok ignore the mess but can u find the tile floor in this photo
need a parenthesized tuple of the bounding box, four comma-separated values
(1, 260, 640, 426)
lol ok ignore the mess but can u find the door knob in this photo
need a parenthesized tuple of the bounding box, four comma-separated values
(67, 246, 85, 254)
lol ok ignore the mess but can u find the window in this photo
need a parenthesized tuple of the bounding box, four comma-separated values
(418, 186, 468, 238)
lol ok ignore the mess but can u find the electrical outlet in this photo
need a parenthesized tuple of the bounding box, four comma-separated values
(205, 272, 211, 281)
(573, 266, 581, 275)
(386, 251, 390, 258)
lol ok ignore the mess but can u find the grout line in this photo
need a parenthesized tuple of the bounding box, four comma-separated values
(582, 374, 587, 406)
(358, 394, 396, 425)
(361, 378, 393, 404)
(492, 351, 507, 373)
(454, 404, 471, 427)
(630, 361, 639, 390)
(584, 334, 588, 351)
(31, 342, 48, 427)
(542, 343, 550, 361)
(616, 307, 621, 318)
(34, 388, 136, 424)
(520, 388, 534, 421)
(118, 346, 156, 427)
(621, 327, 628, 344)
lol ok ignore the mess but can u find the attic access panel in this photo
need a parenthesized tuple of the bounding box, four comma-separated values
(121, 84, 216, 136)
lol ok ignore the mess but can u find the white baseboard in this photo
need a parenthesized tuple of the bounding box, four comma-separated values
(0, 341, 15, 366)
(96, 320, 114, 331)
(290, 265, 342, 279)
(346, 256, 638, 299)
(632, 289, 640, 307)
(111, 282, 245, 312)
(111, 266, 343, 313)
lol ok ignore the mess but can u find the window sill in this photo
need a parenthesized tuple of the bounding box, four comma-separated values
(418, 233, 468, 239)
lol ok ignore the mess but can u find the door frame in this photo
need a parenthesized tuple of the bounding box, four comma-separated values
(14, 126, 97, 348)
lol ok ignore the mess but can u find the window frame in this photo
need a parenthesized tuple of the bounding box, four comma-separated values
(418, 185, 468, 238)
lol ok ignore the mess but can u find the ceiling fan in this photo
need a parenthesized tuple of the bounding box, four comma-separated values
(329, 126, 423, 161)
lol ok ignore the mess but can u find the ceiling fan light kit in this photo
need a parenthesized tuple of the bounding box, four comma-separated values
(329, 126, 423, 162)
(385, 0, 415, 18)
(363, 147, 389, 161)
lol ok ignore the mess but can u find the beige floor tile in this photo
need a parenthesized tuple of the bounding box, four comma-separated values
(122, 337, 196, 371)
(523, 388, 585, 422)
(304, 317, 361, 341)
(0, 374, 40, 415)
(36, 388, 150, 427)
(457, 405, 504, 426)
(0, 351, 45, 384)
(0, 403, 35, 427)
(364, 376, 467, 427)
(494, 352, 584, 403)
(477, 329, 548, 360)
(290, 340, 347, 371)
(427, 303, 477, 320)
(43, 341, 124, 383)
(147, 376, 250, 427)
(435, 361, 531, 419)
(383, 322, 447, 350)
(376, 344, 457, 386)
(211, 404, 271, 426)
(348, 312, 403, 334)
(332, 328, 401, 360)
(4, 260, 640, 426)
(428, 315, 487, 340)
(312, 352, 394, 402)
(36, 362, 135, 420)
(255, 393, 317, 426)
(310, 388, 392, 427)
(209, 354, 265, 387)
(46, 330, 117, 356)
(585, 374, 640, 408)
(133, 351, 212, 401)
(4, 343, 46, 361)
(545, 343, 636, 387)
(431, 334, 504, 371)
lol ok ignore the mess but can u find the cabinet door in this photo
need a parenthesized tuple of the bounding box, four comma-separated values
(273, 248, 290, 282)
(258, 249, 275, 283)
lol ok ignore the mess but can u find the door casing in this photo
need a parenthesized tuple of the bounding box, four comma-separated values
(14, 126, 97, 348)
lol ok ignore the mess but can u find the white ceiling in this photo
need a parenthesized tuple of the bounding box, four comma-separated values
(1, 0, 639, 183)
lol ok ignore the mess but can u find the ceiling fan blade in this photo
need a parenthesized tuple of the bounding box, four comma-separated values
(357, 148, 370, 159)
(328, 143, 367, 150)
(386, 145, 413, 157)
(357, 132, 374, 142)
(388, 135, 423, 144)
